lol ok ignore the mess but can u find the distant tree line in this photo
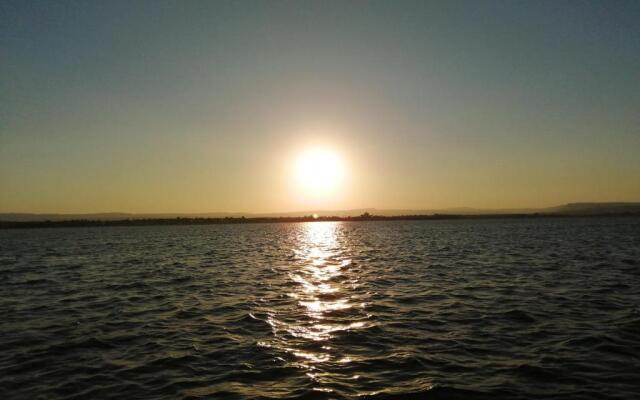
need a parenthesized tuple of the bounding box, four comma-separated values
(1, 211, 639, 229)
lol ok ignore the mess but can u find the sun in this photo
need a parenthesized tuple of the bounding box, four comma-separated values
(294, 148, 344, 196)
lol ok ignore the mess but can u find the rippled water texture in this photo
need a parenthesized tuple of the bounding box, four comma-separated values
(1, 218, 640, 399)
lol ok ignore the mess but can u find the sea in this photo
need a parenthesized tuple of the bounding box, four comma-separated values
(1, 217, 639, 399)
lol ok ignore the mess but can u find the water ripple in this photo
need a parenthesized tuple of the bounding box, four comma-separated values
(1, 217, 639, 399)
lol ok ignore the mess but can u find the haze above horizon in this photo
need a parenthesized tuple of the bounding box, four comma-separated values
(2, 1, 639, 214)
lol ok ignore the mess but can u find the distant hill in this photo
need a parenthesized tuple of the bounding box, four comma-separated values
(1, 202, 639, 222)
(547, 202, 640, 215)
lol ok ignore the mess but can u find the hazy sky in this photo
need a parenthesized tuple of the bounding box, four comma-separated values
(2, 1, 639, 213)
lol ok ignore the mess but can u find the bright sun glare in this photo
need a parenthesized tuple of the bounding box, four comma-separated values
(294, 148, 344, 196)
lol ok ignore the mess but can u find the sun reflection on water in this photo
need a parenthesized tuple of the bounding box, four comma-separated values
(257, 221, 369, 379)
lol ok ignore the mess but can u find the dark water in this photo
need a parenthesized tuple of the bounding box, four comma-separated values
(1, 218, 640, 399)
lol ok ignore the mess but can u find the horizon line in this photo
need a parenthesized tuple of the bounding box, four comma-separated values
(2, 201, 640, 217)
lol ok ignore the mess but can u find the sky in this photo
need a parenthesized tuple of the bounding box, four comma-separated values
(1, 0, 639, 214)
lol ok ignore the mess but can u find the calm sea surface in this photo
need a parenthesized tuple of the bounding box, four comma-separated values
(1, 218, 639, 399)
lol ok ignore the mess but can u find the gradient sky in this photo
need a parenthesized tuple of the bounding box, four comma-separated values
(2, 0, 639, 213)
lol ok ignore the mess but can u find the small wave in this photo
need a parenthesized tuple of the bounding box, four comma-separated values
(361, 385, 491, 400)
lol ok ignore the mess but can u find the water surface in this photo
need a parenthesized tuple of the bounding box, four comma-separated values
(1, 218, 639, 399)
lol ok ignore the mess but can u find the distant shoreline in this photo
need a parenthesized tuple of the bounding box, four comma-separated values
(1, 212, 639, 229)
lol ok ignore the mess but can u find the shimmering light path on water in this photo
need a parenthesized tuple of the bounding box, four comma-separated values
(1, 218, 639, 399)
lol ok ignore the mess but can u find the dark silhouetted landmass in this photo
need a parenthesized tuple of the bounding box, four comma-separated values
(1, 203, 640, 229)
(2, 202, 640, 224)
